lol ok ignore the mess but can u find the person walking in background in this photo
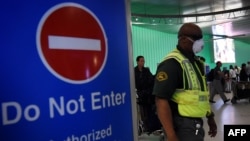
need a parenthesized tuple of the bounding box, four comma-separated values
(153, 23, 217, 141)
(246, 61, 250, 81)
(239, 63, 248, 81)
(206, 68, 215, 101)
(229, 65, 237, 81)
(223, 67, 230, 93)
(234, 65, 240, 81)
(134, 55, 155, 133)
(209, 61, 230, 104)
(229, 65, 237, 94)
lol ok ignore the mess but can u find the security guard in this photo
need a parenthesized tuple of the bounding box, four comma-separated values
(153, 23, 217, 141)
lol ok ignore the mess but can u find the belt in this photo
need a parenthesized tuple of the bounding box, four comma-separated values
(174, 114, 202, 121)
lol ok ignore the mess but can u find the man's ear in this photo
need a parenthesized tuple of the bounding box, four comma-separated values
(180, 37, 189, 44)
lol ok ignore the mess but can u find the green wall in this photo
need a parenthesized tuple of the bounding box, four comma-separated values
(132, 25, 250, 74)
(234, 40, 250, 67)
(132, 26, 176, 74)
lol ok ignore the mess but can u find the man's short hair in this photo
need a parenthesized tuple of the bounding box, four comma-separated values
(216, 61, 221, 65)
(136, 56, 144, 62)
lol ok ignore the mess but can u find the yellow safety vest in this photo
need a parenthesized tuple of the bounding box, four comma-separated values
(163, 49, 211, 118)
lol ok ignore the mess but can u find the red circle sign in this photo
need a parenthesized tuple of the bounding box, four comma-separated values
(37, 3, 107, 84)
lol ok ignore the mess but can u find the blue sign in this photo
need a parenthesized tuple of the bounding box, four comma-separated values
(0, 0, 135, 141)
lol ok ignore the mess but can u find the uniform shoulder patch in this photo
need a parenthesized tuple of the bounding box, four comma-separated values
(156, 71, 168, 81)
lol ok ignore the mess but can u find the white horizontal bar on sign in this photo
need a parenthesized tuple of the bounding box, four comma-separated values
(48, 35, 101, 51)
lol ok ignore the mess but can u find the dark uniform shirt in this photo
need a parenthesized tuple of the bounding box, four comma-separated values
(153, 46, 205, 116)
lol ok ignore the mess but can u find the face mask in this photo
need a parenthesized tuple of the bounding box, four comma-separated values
(187, 37, 204, 54)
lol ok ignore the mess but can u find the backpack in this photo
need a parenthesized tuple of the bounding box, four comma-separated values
(206, 69, 214, 82)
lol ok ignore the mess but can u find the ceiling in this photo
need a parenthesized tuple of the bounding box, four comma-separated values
(130, 0, 250, 44)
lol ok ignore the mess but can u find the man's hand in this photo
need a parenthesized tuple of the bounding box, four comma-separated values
(207, 117, 217, 137)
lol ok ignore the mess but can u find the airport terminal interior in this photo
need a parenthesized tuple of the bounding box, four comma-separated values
(2, 1, 250, 141)
(131, 0, 250, 140)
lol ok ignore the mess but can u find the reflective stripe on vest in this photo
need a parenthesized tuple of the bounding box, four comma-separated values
(163, 49, 211, 117)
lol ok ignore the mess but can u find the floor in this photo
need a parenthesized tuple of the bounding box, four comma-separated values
(138, 92, 250, 141)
